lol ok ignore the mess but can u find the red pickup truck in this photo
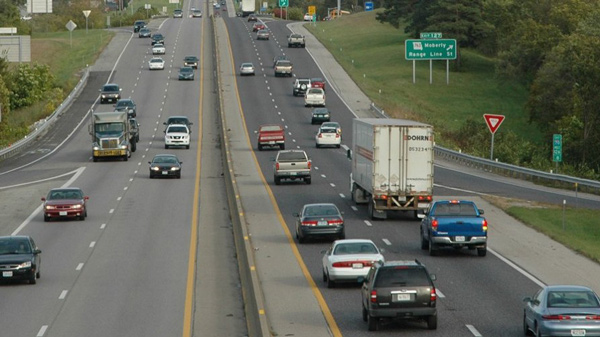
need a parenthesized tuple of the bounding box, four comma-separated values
(257, 124, 285, 150)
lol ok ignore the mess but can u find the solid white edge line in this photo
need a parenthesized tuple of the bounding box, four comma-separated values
(466, 324, 483, 337)
(0, 167, 85, 190)
(351, 206, 358, 211)
(489, 248, 546, 288)
(11, 167, 86, 235)
(436, 288, 445, 298)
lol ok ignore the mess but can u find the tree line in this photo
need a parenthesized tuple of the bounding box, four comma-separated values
(377, 0, 600, 178)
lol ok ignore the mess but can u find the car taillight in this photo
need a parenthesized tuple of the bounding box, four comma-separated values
(374, 194, 388, 200)
(418, 195, 432, 201)
(370, 290, 377, 303)
(276, 163, 280, 170)
(432, 219, 438, 231)
(430, 287, 437, 302)
(335, 134, 340, 138)
(301, 220, 318, 226)
(332, 261, 373, 268)
(318, 133, 323, 138)
(586, 315, 600, 320)
(328, 219, 343, 225)
(482, 219, 488, 231)
(542, 315, 571, 320)
(308, 160, 311, 169)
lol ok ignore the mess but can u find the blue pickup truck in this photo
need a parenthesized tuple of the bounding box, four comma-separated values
(419, 200, 488, 257)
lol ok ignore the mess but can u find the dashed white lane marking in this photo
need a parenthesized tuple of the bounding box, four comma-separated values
(321, 174, 326, 178)
(117, 197, 122, 201)
(382, 239, 392, 246)
(314, 166, 319, 170)
(330, 183, 336, 187)
(339, 193, 345, 198)
(100, 223, 106, 229)
(124, 187, 128, 191)
(292, 139, 296, 142)
(364, 220, 372, 227)
(37, 325, 48, 337)
(89, 241, 96, 248)
(351, 206, 358, 211)
(436, 289, 445, 298)
(59, 290, 68, 299)
(466, 324, 482, 337)
(109, 209, 115, 214)
(76, 263, 84, 270)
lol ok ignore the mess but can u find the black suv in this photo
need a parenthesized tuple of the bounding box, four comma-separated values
(99, 83, 122, 104)
(133, 20, 146, 33)
(0, 235, 42, 284)
(293, 78, 311, 96)
(360, 260, 437, 331)
(163, 116, 193, 133)
(151, 33, 164, 45)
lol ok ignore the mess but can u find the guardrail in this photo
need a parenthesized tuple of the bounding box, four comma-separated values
(0, 68, 90, 161)
(368, 103, 600, 194)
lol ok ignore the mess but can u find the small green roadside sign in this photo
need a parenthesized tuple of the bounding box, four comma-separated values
(553, 134, 562, 162)
(405, 39, 457, 60)
(279, 0, 288, 7)
(420, 32, 442, 39)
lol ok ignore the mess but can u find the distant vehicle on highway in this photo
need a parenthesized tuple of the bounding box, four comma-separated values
(149, 154, 182, 179)
(256, 29, 270, 40)
(239, 62, 255, 76)
(163, 116, 193, 132)
(315, 123, 341, 148)
(164, 124, 191, 149)
(42, 187, 89, 222)
(184, 56, 199, 69)
(99, 83, 122, 104)
(0, 235, 41, 284)
(252, 22, 265, 32)
(152, 43, 165, 55)
(192, 9, 202, 17)
(311, 107, 330, 125)
(304, 13, 313, 21)
(148, 57, 165, 70)
(138, 27, 151, 38)
(304, 88, 325, 107)
(173, 9, 183, 18)
(273, 149, 311, 185)
(295, 203, 345, 243)
(321, 121, 341, 138)
(151, 33, 164, 45)
(293, 78, 311, 96)
(114, 98, 136, 118)
(247, 14, 257, 21)
(321, 239, 384, 288)
(133, 20, 146, 32)
(523, 285, 600, 337)
(256, 124, 285, 150)
(310, 77, 326, 91)
(178, 67, 195, 80)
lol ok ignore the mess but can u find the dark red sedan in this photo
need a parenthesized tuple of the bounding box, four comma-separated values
(311, 77, 326, 91)
(252, 23, 265, 32)
(42, 188, 89, 221)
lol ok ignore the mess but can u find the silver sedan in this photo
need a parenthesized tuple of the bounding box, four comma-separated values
(149, 57, 165, 70)
(239, 62, 255, 76)
(321, 239, 384, 288)
(523, 285, 600, 337)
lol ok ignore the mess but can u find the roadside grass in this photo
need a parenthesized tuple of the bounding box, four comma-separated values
(128, 0, 179, 16)
(504, 205, 600, 263)
(0, 29, 113, 148)
(304, 11, 539, 145)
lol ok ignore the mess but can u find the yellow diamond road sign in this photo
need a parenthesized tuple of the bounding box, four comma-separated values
(308, 5, 316, 15)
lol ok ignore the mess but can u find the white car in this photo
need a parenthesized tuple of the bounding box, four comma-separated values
(315, 125, 341, 148)
(152, 43, 165, 55)
(149, 57, 165, 70)
(239, 62, 255, 76)
(164, 124, 190, 149)
(304, 88, 326, 107)
(304, 13, 313, 21)
(322, 239, 385, 288)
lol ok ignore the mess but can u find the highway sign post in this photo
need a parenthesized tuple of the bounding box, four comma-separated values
(280, 0, 289, 20)
(553, 134, 562, 162)
(405, 38, 456, 84)
(483, 114, 505, 160)
(419, 32, 442, 39)
(65, 20, 77, 47)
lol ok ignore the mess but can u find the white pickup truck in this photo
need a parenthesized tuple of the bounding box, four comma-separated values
(287, 33, 305, 48)
(273, 150, 311, 185)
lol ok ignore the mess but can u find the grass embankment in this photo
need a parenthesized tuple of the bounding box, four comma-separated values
(0, 29, 113, 148)
(305, 12, 600, 262)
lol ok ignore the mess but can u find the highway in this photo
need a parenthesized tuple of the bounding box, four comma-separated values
(2, 5, 600, 337)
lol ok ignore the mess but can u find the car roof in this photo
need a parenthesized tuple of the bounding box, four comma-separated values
(180, 66, 193, 70)
(333, 239, 375, 245)
(49, 187, 82, 192)
(150, 57, 164, 61)
(241, 62, 254, 66)
(167, 116, 190, 120)
(0, 235, 31, 242)
(185, 56, 198, 60)
(303, 203, 338, 208)
(379, 260, 424, 268)
(167, 123, 188, 128)
(117, 98, 134, 103)
(544, 285, 596, 292)
(154, 154, 179, 159)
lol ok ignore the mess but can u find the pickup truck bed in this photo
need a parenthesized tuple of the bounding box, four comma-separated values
(273, 150, 311, 185)
(420, 200, 488, 257)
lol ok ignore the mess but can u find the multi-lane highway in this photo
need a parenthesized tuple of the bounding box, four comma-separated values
(2, 3, 600, 337)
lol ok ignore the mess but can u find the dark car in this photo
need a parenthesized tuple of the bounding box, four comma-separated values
(178, 67, 194, 80)
(41, 187, 89, 221)
(311, 107, 331, 124)
(523, 285, 600, 337)
(138, 27, 151, 38)
(293, 78, 311, 96)
(252, 23, 265, 32)
(99, 83, 122, 104)
(183, 56, 199, 69)
(114, 98, 136, 117)
(151, 33, 164, 45)
(0, 235, 41, 284)
(129, 118, 140, 143)
(247, 14, 257, 21)
(149, 154, 182, 179)
(294, 203, 345, 243)
(163, 116, 193, 133)
(360, 260, 437, 331)
(133, 20, 146, 32)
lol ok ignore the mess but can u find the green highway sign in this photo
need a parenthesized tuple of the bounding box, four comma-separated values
(405, 39, 457, 60)
(553, 134, 562, 162)
(279, 0, 288, 6)
(420, 32, 442, 39)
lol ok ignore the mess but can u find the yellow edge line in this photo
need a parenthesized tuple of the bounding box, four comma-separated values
(182, 15, 204, 337)
(222, 21, 342, 337)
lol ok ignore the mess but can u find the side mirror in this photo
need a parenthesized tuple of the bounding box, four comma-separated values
(84, 196, 90, 200)
(523, 297, 532, 303)
(430, 273, 437, 281)
(148, 161, 152, 164)
(34, 249, 42, 254)
(41, 197, 46, 201)
(479, 209, 485, 215)
(357, 276, 365, 284)
(417, 213, 426, 219)
(293, 212, 300, 217)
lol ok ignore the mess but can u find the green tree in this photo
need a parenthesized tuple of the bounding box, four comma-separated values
(376, 0, 434, 36)
(7, 63, 55, 110)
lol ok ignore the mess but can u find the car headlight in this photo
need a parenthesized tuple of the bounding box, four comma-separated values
(120, 145, 128, 149)
(151, 166, 160, 171)
(93, 145, 100, 150)
(101, 95, 106, 98)
(45, 205, 56, 210)
(72, 204, 82, 209)
(171, 167, 180, 171)
(17, 261, 32, 269)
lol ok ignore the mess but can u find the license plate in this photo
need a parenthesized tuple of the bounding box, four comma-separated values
(268, 141, 275, 144)
(290, 172, 297, 176)
(162, 171, 168, 175)
(59, 211, 67, 216)
(455, 236, 465, 242)
(3, 271, 13, 277)
(571, 330, 586, 336)
(395, 294, 411, 301)
(317, 220, 327, 226)
(352, 263, 364, 269)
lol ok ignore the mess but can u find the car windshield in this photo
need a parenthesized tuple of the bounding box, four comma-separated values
(180, 68, 192, 73)
(304, 205, 339, 217)
(547, 291, 600, 308)
(278, 152, 306, 161)
(185, 57, 198, 61)
(154, 44, 163, 48)
(103, 85, 119, 92)
(434, 203, 477, 216)
(154, 156, 178, 164)
(168, 126, 188, 133)
(334, 243, 377, 255)
(116, 100, 133, 108)
(374, 267, 430, 287)
(0, 239, 31, 255)
(320, 128, 337, 134)
(242, 63, 253, 68)
(168, 118, 189, 125)
(298, 80, 310, 85)
(48, 189, 83, 200)
(151, 59, 163, 63)
(308, 89, 322, 94)
(260, 125, 282, 132)
(95, 122, 124, 134)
